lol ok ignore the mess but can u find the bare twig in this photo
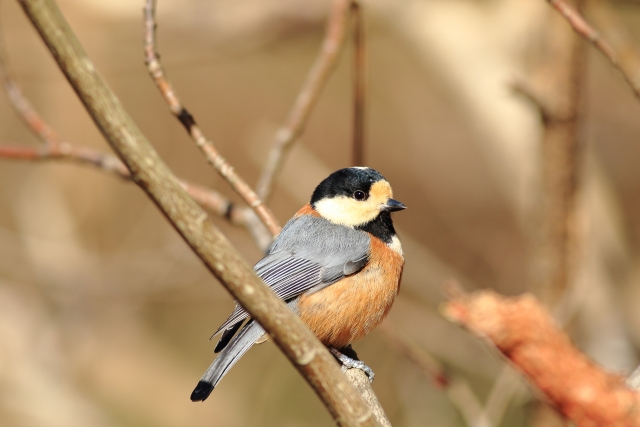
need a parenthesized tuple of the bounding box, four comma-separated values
(351, 0, 365, 166)
(0, 142, 263, 228)
(443, 290, 640, 427)
(256, 0, 351, 202)
(590, 1, 640, 99)
(0, 142, 128, 176)
(17, 0, 384, 424)
(143, 0, 281, 238)
(0, 25, 59, 150)
(547, 0, 640, 100)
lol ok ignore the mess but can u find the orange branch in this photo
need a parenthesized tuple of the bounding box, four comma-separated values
(442, 290, 640, 427)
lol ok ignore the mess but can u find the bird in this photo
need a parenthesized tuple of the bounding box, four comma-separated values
(191, 167, 405, 402)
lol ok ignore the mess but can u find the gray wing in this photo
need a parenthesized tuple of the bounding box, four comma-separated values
(213, 214, 370, 337)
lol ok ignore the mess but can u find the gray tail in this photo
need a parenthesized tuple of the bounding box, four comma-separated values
(190, 320, 265, 401)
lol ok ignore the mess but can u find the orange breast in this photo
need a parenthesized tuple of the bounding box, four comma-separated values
(297, 236, 404, 349)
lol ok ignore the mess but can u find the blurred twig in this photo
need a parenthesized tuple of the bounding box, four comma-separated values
(590, 0, 640, 98)
(0, 26, 59, 151)
(534, 0, 586, 305)
(143, 0, 281, 238)
(480, 366, 521, 427)
(380, 321, 496, 427)
(547, 0, 640, 100)
(443, 290, 640, 427)
(351, 0, 365, 166)
(256, 0, 351, 202)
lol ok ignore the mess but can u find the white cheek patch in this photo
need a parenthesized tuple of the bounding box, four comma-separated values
(388, 235, 403, 256)
(314, 196, 379, 227)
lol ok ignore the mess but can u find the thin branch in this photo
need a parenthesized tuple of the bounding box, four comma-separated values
(0, 24, 59, 150)
(547, 0, 640, 100)
(590, 1, 640, 98)
(17, 0, 383, 425)
(0, 142, 128, 176)
(143, 0, 281, 238)
(256, 0, 351, 202)
(0, 142, 265, 231)
(351, 0, 365, 166)
(443, 290, 640, 426)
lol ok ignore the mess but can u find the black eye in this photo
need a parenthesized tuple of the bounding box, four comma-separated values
(353, 190, 367, 201)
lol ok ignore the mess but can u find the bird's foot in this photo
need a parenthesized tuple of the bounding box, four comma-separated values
(329, 346, 375, 382)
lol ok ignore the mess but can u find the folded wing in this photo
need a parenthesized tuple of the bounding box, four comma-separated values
(212, 214, 370, 351)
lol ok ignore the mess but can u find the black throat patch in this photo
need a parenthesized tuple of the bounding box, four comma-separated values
(356, 211, 396, 243)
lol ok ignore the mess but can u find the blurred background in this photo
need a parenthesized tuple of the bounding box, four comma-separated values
(1, 0, 640, 425)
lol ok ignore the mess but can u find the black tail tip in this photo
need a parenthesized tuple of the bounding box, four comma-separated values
(190, 381, 214, 402)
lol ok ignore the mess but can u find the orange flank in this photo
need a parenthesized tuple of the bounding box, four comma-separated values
(298, 236, 404, 349)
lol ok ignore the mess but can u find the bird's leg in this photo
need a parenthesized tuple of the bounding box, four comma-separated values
(329, 345, 375, 382)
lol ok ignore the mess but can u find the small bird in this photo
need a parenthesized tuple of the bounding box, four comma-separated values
(191, 167, 405, 401)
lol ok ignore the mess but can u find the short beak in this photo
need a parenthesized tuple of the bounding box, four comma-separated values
(383, 199, 406, 212)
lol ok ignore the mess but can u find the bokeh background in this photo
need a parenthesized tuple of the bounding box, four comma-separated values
(1, 0, 640, 426)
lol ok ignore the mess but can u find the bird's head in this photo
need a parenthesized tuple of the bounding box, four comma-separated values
(310, 167, 406, 227)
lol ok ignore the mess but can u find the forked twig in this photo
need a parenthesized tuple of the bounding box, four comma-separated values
(143, 0, 281, 238)
(256, 0, 351, 202)
(547, 0, 640, 100)
(351, 0, 365, 166)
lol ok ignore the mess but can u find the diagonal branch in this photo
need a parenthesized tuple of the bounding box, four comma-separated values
(547, 0, 640, 100)
(256, 0, 351, 202)
(16, 0, 383, 425)
(143, 0, 281, 238)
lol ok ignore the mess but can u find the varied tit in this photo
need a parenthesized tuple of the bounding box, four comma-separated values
(191, 167, 405, 401)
